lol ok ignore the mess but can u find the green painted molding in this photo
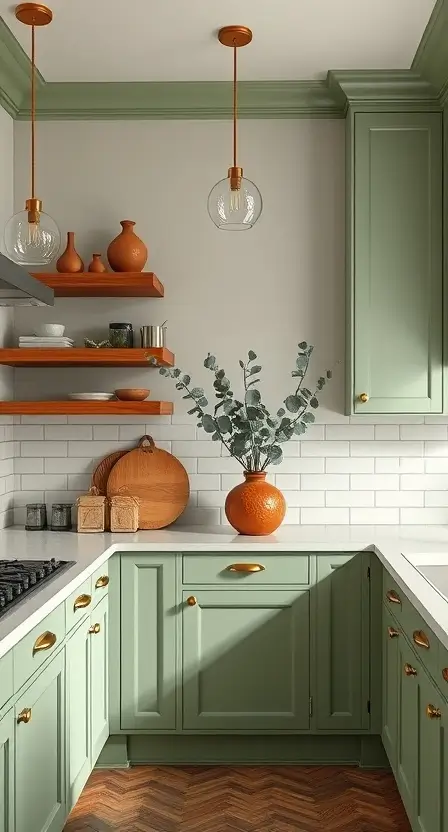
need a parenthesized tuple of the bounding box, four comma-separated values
(412, 0, 448, 102)
(0, 18, 43, 117)
(328, 70, 440, 112)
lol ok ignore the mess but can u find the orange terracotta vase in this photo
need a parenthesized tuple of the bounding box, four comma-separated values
(88, 253, 107, 273)
(225, 472, 286, 536)
(107, 220, 148, 272)
(56, 231, 84, 273)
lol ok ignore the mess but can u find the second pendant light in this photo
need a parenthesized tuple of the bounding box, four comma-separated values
(207, 26, 262, 231)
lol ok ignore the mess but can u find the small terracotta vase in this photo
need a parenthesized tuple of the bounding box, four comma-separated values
(225, 471, 286, 536)
(107, 220, 148, 273)
(88, 254, 107, 273)
(56, 231, 84, 273)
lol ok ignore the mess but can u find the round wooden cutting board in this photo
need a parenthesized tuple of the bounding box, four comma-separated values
(106, 435, 190, 529)
(92, 449, 129, 495)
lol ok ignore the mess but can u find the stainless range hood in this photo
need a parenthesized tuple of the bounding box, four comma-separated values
(0, 253, 54, 307)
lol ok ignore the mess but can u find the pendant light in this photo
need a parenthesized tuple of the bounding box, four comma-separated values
(4, 4, 60, 266)
(207, 26, 262, 231)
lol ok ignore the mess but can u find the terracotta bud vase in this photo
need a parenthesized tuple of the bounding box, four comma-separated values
(88, 254, 107, 273)
(56, 231, 84, 273)
(225, 471, 286, 536)
(107, 220, 148, 272)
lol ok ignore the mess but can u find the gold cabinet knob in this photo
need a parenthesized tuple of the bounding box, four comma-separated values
(74, 593, 92, 611)
(187, 596, 197, 606)
(413, 630, 430, 649)
(32, 630, 57, 656)
(88, 623, 100, 635)
(388, 626, 399, 639)
(404, 663, 417, 676)
(358, 393, 369, 403)
(95, 575, 109, 589)
(442, 668, 448, 683)
(426, 704, 442, 719)
(227, 563, 265, 573)
(386, 589, 401, 605)
(17, 708, 32, 724)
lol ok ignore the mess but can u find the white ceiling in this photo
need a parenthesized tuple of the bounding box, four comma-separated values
(0, 0, 437, 83)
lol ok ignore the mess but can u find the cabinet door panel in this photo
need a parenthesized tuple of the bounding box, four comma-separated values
(121, 554, 176, 730)
(66, 620, 90, 811)
(15, 652, 66, 832)
(183, 589, 309, 731)
(0, 709, 14, 832)
(316, 554, 368, 730)
(396, 637, 418, 822)
(352, 112, 442, 413)
(382, 607, 399, 769)
(415, 669, 444, 832)
(90, 597, 109, 764)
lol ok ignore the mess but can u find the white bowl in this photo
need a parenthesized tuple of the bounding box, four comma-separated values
(34, 324, 65, 338)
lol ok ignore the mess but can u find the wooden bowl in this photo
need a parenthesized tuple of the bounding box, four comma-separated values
(114, 388, 150, 401)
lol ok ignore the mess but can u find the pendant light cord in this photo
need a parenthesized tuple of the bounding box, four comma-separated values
(31, 23, 36, 199)
(233, 42, 237, 168)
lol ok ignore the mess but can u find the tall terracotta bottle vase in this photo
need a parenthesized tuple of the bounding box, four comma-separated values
(56, 231, 84, 273)
(107, 220, 148, 273)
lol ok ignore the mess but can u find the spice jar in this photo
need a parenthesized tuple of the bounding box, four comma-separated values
(50, 503, 73, 531)
(25, 503, 47, 530)
(109, 322, 133, 348)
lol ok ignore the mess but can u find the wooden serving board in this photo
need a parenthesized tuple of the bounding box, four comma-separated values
(106, 435, 189, 529)
(92, 449, 129, 495)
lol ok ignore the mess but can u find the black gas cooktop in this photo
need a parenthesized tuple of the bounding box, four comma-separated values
(0, 559, 75, 619)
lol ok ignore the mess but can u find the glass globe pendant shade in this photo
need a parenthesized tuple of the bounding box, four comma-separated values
(4, 200, 61, 267)
(208, 169, 262, 231)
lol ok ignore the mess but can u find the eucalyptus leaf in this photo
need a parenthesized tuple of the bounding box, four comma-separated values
(310, 397, 319, 409)
(182, 374, 191, 385)
(217, 414, 232, 434)
(250, 365, 262, 375)
(173, 368, 181, 378)
(191, 387, 204, 398)
(202, 414, 216, 433)
(212, 432, 220, 441)
(248, 350, 257, 361)
(285, 394, 302, 413)
(245, 388, 261, 406)
(298, 341, 308, 350)
(198, 396, 208, 407)
(277, 407, 285, 417)
(204, 354, 217, 369)
(302, 412, 315, 423)
(239, 360, 244, 369)
(294, 422, 306, 435)
(268, 445, 283, 464)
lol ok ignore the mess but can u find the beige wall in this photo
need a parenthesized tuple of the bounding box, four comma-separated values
(12, 119, 346, 412)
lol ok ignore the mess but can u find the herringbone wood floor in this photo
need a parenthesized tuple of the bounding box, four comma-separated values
(64, 765, 411, 831)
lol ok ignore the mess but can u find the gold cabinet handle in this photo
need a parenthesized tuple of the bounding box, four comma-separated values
(413, 630, 430, 649)
(187, 596, 197, 606)
(88, 623, 100, 635)
(427, 704, 442, 720)
(227, 563, 265, 573)
(17, 708, 32, 725)
(95, 575, 109, 589)
(442, 668, 448, 683)
(388, 626, 399, 639)
(386, 589, 401, 605)
(73, 593, 92, 612)
(404, 663, 417, 677)
(358, 393, 369, 403)
(32, 630, 57, 656)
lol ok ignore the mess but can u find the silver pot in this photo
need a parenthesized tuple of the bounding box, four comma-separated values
(140, 325, 167, 348)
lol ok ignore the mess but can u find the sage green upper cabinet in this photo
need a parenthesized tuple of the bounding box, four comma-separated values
(120, 554, 176, 731)
(0, 709, 14, 832)
(315, 554, 369, 730)
(15, 651, 66, 832)
(182, 589, 310, 731)
(348, 111, 442, 414)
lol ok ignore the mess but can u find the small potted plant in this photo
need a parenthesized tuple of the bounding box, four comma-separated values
(159, 342, 332, 535)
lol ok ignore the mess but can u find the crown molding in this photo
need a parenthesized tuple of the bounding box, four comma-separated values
(328, 69, 440, 112)
(412, 0, 448, 103)
(0, 18, 44, 117)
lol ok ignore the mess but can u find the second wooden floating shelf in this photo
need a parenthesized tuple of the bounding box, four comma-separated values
(33, 272, 164, 298)
(0, 401, 173, 415)
(0, 348, 174, 367)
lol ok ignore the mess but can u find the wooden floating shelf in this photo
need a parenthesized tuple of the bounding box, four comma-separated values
(0, 348, 174, 367)
(33, 272, 164, 298)
(0, 401, 173, 416)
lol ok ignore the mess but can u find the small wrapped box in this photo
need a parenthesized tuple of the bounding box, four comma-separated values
(77, 487, 107, 533)
(109, 495, 139, 533)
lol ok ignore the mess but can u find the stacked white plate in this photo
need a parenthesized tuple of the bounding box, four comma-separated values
(68, 393, 114, 401)
(19, 336, 75, 348)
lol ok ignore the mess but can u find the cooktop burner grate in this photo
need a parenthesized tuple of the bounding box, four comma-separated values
(0, 558, 75, 619)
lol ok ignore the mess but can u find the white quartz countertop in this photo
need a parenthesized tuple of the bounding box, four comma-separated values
(1, 525, 448, 658)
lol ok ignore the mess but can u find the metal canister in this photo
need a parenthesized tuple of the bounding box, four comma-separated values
(140, 325, 167, 348)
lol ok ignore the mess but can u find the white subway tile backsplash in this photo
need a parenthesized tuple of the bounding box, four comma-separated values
(376, 491, 424, 507)
(21, 474, 67, 491)
(374, 426, 400, 441)
(400, 508, 448, 524)
(351, 442, 423, 457)
(173, 441, 223, 458)
(283, 508, 302, 524)
(67, 474, 92, 492)
(300, 426, 325, 441)
(424, 492, 448, 507)
(21, 415, 68, 424)
(351, 474, 399, 490)
(401, 474, 448, 490)
(45, 458, 95, 474)
(325, 458, 374, 474)
(302, 442, 349, 457)
(45, 425, 93, 440)
(350, 508, 399, 524)
(189, 474, 220, 491)
(284, 491, 325, 507)
(401, 425, 448, 440)
(178, 458, 198, 474)
(301, 474, 349, 491)
(21, 441, 67, 457)
(326, 491, 374, 507)
(93, 426, 120, 440)
(15, 457, 44, 476)
(198, 457, 241, 473)
(301, 507, 349, 525)
(375, 458, 425, 474)
(277, 458, 325, 474)
(14, 425, 44, 440)
(424, 442, 448, 457)
(174, 506, 221, 526)
(68, 440, 133, 457)
(275, 474, 300, 490)
(198, 491, 227, 507)
(425, 458, 448, 473)
(325, 425, 374, 441)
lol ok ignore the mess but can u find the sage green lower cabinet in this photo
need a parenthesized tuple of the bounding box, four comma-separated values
(315, 554, 369, 730)
(15, 651, 66, 832)
(0, 709, 14, 832)
(120, 554, 176, 730)
(382, 606, 400, 771)
(182, 589, 310, 731)
(90, 596, 109, 765)
(414, 667, 445, 832)
(396, 635, 418, 823)
(349, 111, 443, 414)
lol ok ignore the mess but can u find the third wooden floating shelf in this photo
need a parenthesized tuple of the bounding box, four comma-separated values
(33, 272, 164, 298)
(0, 401, 174, 415)
(0, 348, 174, 367)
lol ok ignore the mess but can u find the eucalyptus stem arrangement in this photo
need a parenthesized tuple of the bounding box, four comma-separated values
(159, 342, 332, 472)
